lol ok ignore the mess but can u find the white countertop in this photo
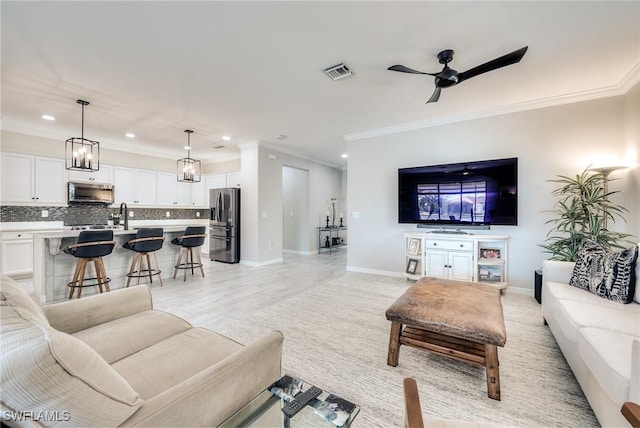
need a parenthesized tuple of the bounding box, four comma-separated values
(2, 219, 208, 235)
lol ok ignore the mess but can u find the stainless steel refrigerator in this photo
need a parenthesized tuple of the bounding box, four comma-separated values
(209, 187, 240, 263)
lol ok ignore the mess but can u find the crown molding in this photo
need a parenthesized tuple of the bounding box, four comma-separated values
(258, 141, 342, 170)
(344, 63, 640, 142)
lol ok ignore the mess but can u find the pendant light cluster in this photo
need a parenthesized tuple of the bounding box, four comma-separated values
(65, 100, 100, 172)
(177, 129, 201, 183)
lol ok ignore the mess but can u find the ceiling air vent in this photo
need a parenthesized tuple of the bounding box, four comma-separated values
(322, 63, 352, 81)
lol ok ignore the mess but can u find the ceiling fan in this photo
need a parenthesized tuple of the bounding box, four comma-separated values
(388, 46, 528, 103)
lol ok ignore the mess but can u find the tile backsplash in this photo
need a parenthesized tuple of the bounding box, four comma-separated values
(1, 205, 208, 225)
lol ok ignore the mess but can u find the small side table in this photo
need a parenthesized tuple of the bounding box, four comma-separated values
(534, 269, 542, 304)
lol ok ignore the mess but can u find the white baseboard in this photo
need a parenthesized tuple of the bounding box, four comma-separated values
(240, 258, 284, 267)
(346, 265, 405, 278)
(282, 249, 314, 256)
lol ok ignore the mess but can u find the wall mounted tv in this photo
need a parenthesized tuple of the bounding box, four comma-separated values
(398, 157, 517, 227)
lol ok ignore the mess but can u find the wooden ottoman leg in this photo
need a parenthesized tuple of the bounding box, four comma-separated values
(485, 344, 501, 400)
(387, 321, 402, 367)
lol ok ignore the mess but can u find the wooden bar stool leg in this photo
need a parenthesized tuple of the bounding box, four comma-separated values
(153, 252, 164, 287)
(69, 261, 83, 299)
(189, 248, 195, 275)
(76, 259, 87, 299)
(136, 253, 144, 286)
(94, 259, 104, 293)
(146, 253, 153, 284)
(126, 254, 138, 287)
(196, 248, 205, 278)
(184, 248, 189, 281)
(99, 258, 110, 292)
(174, 249, 184, 279)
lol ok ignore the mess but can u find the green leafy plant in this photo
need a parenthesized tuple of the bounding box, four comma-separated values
(541, 167, 631, 261)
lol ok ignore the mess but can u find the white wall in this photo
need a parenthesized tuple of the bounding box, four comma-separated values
(346, 92, 639, 293)
(239, 143, 343, 264)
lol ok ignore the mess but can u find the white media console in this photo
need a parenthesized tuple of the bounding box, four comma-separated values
(404, 232, 509, 289)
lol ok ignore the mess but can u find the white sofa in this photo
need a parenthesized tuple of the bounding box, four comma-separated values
(542, 259, 640, 427)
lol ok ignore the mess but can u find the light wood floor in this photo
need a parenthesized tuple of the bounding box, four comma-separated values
(123, 249, 354, 328)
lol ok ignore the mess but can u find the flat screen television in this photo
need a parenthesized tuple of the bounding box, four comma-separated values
(398, 157, 517, 227)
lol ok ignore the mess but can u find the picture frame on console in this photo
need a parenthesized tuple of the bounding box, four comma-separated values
(407, 238, 421, 256)
(406, 259, 419, 275)
(480, 248, 501, 259)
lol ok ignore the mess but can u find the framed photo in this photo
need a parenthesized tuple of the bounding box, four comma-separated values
(407, 238, 421, 256)
(480, 248, 501, 259)
(479, 265, 503, 282)
(406, 258, 419, 275)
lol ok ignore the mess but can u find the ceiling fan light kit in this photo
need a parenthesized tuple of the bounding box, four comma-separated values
(388, 46, 528, 103)
(65, 99, 100, 172)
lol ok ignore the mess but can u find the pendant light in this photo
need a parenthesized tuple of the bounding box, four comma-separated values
(177, 130, 201, 183)
(65, 99, 100, 171)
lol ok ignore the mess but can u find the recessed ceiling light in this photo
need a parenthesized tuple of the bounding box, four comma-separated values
(276, 134, 287, 140)
(125, 133, 135, 138)
(341, 153, 348, 158)
(222, 135, 231, 141)
(42, 115, 55, 121)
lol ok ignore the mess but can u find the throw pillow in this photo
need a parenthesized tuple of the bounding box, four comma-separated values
(569, 240, 638, 304)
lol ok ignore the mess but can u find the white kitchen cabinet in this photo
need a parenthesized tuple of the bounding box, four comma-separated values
(190, 179, 206, 207)
(226, 171, 241, 188)
(114, 167, 156, 205)
(68, 164, 113, 184)
(156, 172, 192, 207)
(0, 231, 33, 276)
(1, 153, 66, 205)
(404, 232, 508, 289)
(203, 173, 228, 206)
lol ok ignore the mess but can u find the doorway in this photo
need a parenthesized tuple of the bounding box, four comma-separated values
(282, 166, 310, 254)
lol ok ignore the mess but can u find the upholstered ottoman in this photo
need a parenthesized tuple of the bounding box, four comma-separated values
(386, 278, 507, 400)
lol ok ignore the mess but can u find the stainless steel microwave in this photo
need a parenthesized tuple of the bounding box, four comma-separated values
(68, 182, 114, 204)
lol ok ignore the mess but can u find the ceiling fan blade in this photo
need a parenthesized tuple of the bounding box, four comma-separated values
(457, 46, 528, 84)
(388, 65, 437, 75)
(426, 87, 441, 103)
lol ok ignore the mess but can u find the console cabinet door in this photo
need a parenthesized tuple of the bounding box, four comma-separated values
(425, 250, 448, 279)
(448, 251, 474, 282)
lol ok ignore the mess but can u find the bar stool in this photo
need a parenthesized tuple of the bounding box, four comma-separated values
(171, 226, 206, 281)
(64, 230, 116, 299)
(123, 228, 165, 287)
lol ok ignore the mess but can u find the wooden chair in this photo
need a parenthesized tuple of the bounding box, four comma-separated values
(622, 402, 640, 428)
(123, 228, 165, 287)
(64, 230, 116, 299)
(171, 226, 206, 281)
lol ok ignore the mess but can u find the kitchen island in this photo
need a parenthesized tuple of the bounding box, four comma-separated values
(32, 223, 206, 303)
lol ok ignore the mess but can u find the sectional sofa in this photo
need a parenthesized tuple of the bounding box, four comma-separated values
(542, 258, 640, 427)
(1, 275, 284, 427)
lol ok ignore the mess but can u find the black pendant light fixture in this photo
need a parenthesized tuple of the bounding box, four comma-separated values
(65, 99, 100, 171)
(177, 129, 201, 183)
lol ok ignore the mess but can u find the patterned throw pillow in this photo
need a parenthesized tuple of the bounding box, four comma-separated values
(569, 240, 639, 304)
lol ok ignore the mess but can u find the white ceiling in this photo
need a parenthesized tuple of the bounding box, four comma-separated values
(2, 1, 639, 168)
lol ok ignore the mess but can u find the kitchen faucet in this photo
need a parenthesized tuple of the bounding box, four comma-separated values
(119, 202, 129, 230)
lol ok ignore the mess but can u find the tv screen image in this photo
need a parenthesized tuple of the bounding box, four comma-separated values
(398, 157, 517, 227)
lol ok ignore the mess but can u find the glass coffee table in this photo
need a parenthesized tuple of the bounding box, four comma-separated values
(219, 374, 360, 428)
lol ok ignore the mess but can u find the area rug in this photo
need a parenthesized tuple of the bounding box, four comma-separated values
(213, 273, 599, 427)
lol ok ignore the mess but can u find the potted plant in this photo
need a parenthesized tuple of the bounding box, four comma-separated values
(541, 167, 631, 261)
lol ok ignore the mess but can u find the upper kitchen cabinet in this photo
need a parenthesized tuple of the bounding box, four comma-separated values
(226, 171, 241, 188)
(68, 164, 113, 184)
(1, 153, 66, 206)
(202, 173, 227, 206)
(156, 172, 192, 207)
(114, 167, 156, 205)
